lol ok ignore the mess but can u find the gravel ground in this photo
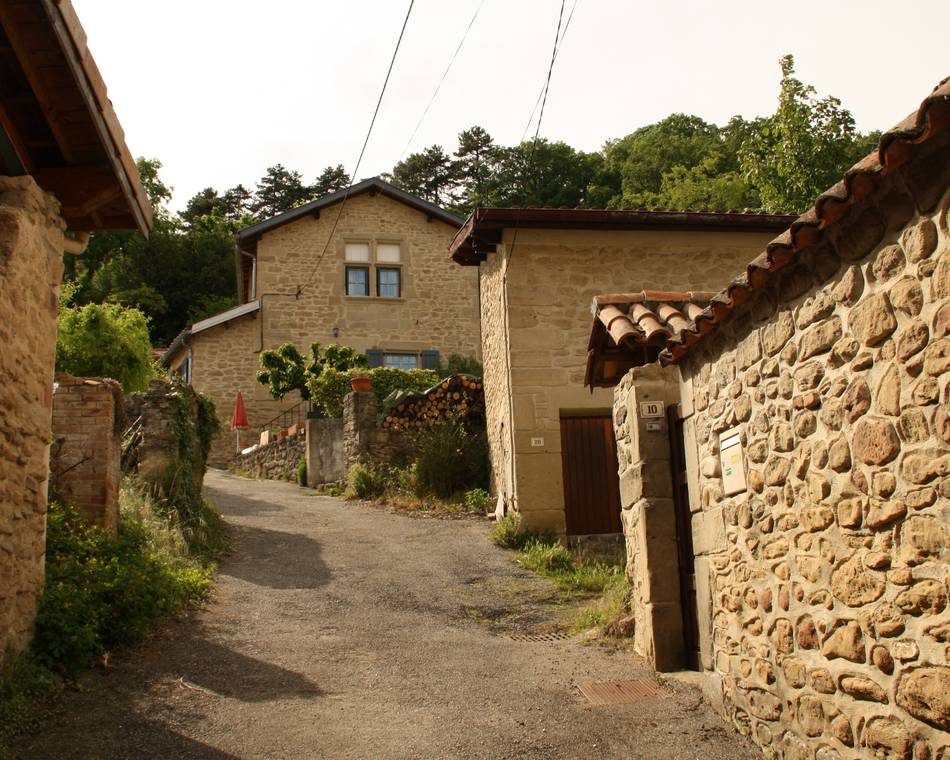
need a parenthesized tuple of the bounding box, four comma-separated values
(12, 469, 757, 760)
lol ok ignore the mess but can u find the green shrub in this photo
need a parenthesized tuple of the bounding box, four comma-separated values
(490, 514, 552, 550)
(345, 463, 384, 500)
(463, 488, 492, 512)
(441, 354, 483, 377)
(308, 367, 440, 417)
(33, 498, 212, 672)
(296, 456, 307, 486)
(519, 538, 574, 575)
(0, 652, 61, 747)
(56, 300, 154, 392)
(412, 416, 489, 499)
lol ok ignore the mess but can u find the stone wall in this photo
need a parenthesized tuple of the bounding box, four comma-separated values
(183, 190, 480, 465)
(636, 183, 950, 757)
(50, 374, 124, 533)
(343, 391, 412, 472)
(124, 380, 210, 500)
(480, 227, 780, 534)
(0, 176, 66, 668)
(231, 432, 306, 482)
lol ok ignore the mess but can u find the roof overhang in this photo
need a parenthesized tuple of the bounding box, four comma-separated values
(160, 300, 261, 367)
(585, 76, 950, 388)
(449, 208, 798, 265)
(0, 0, 152, 234)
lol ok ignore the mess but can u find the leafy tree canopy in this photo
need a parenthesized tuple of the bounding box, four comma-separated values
(256, 343, 368, 402)
(56, 291, 154, 392)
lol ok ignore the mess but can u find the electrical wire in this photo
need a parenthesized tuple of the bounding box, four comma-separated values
(398, 0, 486, 163)
(298, 0, 416, 296)
(521, 0, 578, 144)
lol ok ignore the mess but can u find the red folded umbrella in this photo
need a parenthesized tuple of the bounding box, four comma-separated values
(231, 391, 248, 431)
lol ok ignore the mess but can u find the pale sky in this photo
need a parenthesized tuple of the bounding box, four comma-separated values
(73, 0, 949, 211)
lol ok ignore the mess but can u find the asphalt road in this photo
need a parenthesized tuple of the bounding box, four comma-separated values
(12, 469, 756, 760)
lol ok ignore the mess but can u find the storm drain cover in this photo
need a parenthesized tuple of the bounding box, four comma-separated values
(578, 679, 668, 705)
(508, 631, 571, 642)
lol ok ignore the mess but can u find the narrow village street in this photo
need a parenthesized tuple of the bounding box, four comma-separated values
(15, 470, 755, 760)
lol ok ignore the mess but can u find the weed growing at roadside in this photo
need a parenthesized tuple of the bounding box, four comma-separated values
(0, 653, 61, 753)
(296, 456, 307, 486)
(491, 518, 629, 634)
(463, 488, 492, 512)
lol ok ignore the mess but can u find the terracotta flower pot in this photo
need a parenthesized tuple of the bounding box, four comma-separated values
(351, 376, 372, 393)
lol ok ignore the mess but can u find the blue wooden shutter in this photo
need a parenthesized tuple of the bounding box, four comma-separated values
(420, 350, 440, 370)
(366, 349, 384, 368)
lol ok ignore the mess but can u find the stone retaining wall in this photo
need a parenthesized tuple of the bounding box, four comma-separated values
(0, 176, 67, 668)
(50, 374, 124, 533)
(232, 433, 306, 482)
(344, 391, 412, 472)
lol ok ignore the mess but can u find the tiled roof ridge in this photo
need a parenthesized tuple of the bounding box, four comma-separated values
(655, 75, 950, 365)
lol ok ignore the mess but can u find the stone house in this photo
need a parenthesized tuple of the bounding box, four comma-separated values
(448, 209, 793, 536)
(586, 79, 950, 758)
(162, 177, 480, 465)
(0, 0, 151, 668)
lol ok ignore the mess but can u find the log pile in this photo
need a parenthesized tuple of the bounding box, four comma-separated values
(382, 375, 484, 430)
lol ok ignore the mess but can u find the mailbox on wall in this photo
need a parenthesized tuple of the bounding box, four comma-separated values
(719, 427, 747, 496)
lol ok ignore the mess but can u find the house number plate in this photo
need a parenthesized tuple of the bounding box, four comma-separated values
(639, 401, 665, 418)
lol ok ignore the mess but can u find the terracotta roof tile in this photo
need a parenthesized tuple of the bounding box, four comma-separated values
(586, 76, 950, 387)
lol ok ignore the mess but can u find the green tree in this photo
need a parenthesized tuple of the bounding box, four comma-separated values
(313, 164, 350, 197)
(390, 145, 458, 207)
(251, 164, 316, 219)
(605, 114, 724, 207)
(454, 126, 502, 212)
(257, 343, 367, 401)
(740, 55, 877, 213)
(493, 138, 604, 208)
(56, 298, 154, 392)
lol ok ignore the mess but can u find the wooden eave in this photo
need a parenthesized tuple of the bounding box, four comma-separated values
(0, 0, 151, 234)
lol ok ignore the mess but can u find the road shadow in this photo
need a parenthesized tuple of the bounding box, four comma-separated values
(219, 524, 332, 590)
(13, 717, 246, 760)
(156, 632, 325, 702)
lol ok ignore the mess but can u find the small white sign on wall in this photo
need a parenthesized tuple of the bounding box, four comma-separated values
(719, 427, 747, 496)
(530, 437, 545, 447)
(640, 401, 665, 418)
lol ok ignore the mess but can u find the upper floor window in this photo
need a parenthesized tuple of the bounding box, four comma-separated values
(344, 241, 403, 298)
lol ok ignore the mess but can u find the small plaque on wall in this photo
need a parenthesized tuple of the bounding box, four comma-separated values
(719, 427, 747, 496)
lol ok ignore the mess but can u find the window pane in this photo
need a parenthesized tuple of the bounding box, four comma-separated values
(384, 353, 418, 369)
(346, 266, 369, 296)
(377, 243, 401, 263)
(378, 267, 401, 298)
(345, 243, 370, 262)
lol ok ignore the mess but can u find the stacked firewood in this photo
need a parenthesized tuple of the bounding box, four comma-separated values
(382, 375, 484, 430)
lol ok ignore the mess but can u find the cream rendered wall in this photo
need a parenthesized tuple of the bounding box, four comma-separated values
(493, 227, 780, 534)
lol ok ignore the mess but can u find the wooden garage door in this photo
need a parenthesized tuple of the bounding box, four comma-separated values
(559, 416, 623, 535)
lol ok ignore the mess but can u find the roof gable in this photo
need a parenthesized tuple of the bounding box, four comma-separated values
(236, 177, 463, 244)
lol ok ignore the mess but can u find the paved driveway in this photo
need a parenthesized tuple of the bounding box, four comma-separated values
(13, 470, 755, 760)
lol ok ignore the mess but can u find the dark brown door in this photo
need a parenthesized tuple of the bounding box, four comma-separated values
(559, 416, 623, 535)
(668, 404, 700, 670)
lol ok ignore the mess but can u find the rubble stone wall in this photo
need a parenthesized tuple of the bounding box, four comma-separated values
(50, 374, 124, 533)
(343, 391, 412, 473)
(0, 176, 66, 667)
(232, 432, 306, 482)
(670, 183, 950, 757)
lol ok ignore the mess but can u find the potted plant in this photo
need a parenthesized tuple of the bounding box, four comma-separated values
(277, 427, 288, 440)
(350, 370, 372, 393)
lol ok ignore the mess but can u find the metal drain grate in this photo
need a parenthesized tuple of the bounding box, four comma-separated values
(578, 679, 668, 705)
(508, 631, 571, 642)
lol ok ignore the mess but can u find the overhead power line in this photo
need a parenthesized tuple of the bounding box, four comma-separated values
(298, 0, 416, 295)
(399, 0, 486, 162)
(521, 0, 578, 143)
